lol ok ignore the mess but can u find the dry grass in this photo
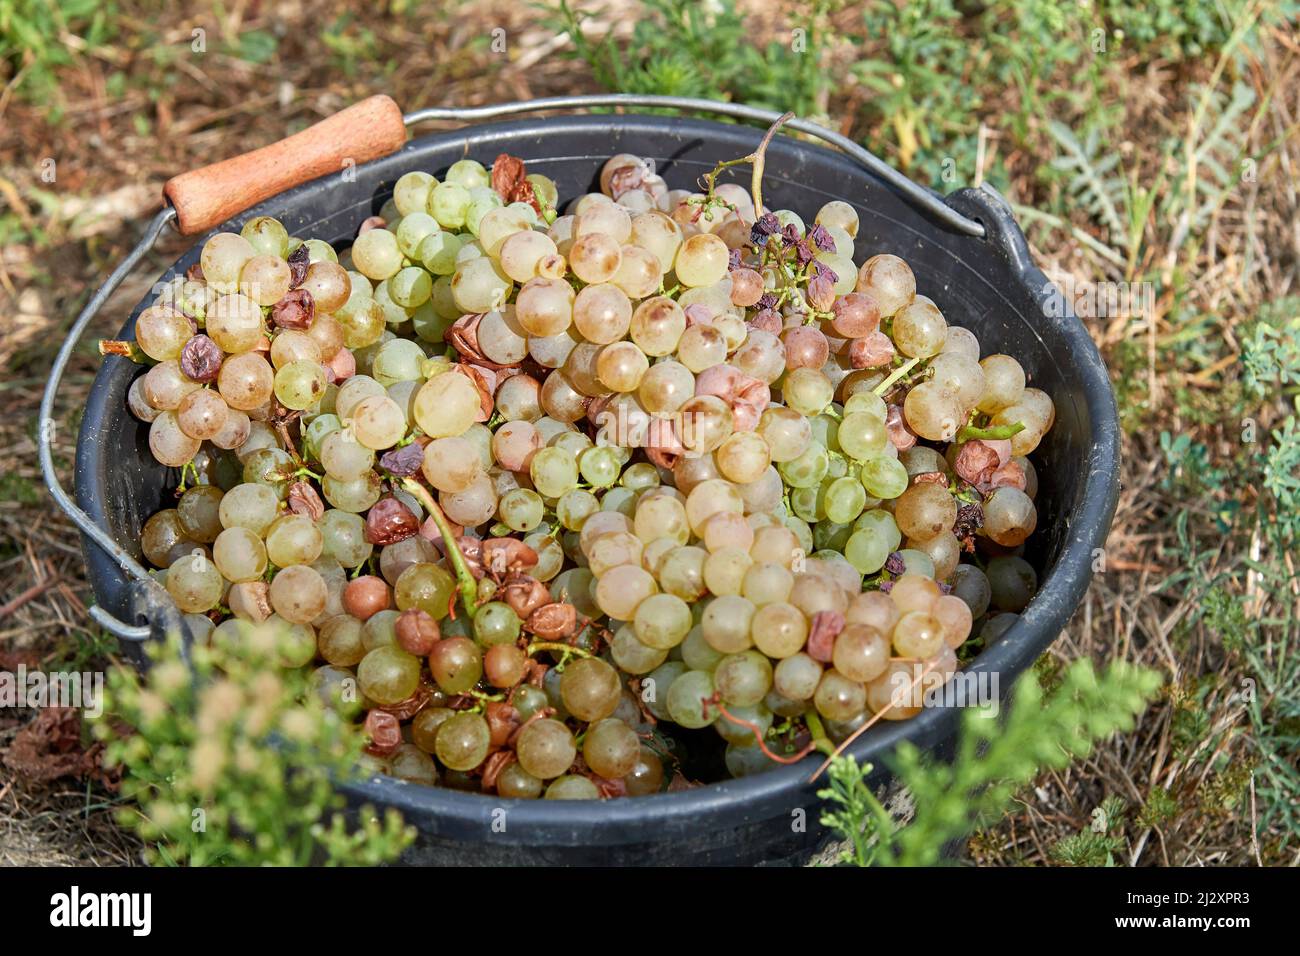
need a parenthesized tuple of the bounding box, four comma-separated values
(1, 1, 1296, 865)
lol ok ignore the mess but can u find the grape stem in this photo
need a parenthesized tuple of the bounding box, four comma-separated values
(400, 477, 480, 621)
(749, 111, 796, 215)
(807, 659, 940, 783)
(709, 697, 835, 764)
(696, 111, 795, 218)
(957, 421, 1026, 443)
(871, 356, 923, 397)
(98, 340, 152, 364)
(525, 640, 594, 659)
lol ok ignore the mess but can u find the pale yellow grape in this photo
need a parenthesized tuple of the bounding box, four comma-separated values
(269, 330, 322, 369)
(638, 360, 695, 415)
(684, 478, 744, 535)
(596, 341, 649, 392)
(319, 428, 375, 480)
(977, 354, 1026, 413)
(630, 210, 682, 272)
(733, 330, 786, 384)
(352, 228, 403, 281)
(701, 594, 756, 653)
(573, 283, 633, 344)
(476, 307, 529, 365)
(540, 371, 587, 423)
(134, 305, 193, 361)
(594, 564, 658, 620)
(166, 553, 224, 613)
(265, 513, 323, 567)
(675, 323, 727, 373)
(269, 565, 328, 625)
(206, 292, 264, 354)
(674, 233, 729, 287)
(273, 360, 327, 411)
(569, 232, 622, 284)
(677, 395, 733, 455)
(585, 531, 643, 576)
(451, 256, 512, 313)
(855, 254, 915, 317)
(515, 277, 574, 337)
(440, 473, 498, 526)
(350, 395, 407, 449)
(717, 431, 774, 486)
(892, 296, 948, 359)
(928, 352, 986, 411)
(413, 372, 481, 438)
(633, 493, 690, 544)
(903, 381, 964, 442)
(657, 545, 707, 600)
(212, 527, 268, 583)
(575, 203, 632, 243)
(393, 171, 436, 217)
(498, 230, 557, 283)
(239, 254, 291, 306)
(703, 548, 752, 596)
(701, 510, 754, 553)
(611, 244, 661, 299)
(478, 206, 533, 256)
(176, 389, 229, 440)
(749, 524, 799, 567)
(200, 232, 256, 293)
(149, 411, 201, 467)
(750, 602, 808, 658)
(629, 296, 687, 357)
(632, 593, 692, 649)
(816, 200, 859, 239)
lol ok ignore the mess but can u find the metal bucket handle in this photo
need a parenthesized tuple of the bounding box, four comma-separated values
(39, 93, 990, 641)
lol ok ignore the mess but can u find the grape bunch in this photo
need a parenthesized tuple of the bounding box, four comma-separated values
(113, 133, 1051, 800)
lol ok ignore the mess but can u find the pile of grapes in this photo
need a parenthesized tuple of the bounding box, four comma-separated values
(112, 136, 1052, 800)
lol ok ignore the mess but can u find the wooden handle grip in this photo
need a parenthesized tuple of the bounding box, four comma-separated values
(164, 95, 406, 235)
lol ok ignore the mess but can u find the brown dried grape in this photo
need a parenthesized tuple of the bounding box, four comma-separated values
(179, 334, 223, 383)
(395, 608, 440, 656)
(271, 288, 315, 330)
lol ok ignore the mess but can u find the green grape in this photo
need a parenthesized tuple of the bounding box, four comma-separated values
(473, 601, 523, 646)
(715, 702, 773, 746)
(498, 488, 545, 532)
(665, 669, 717, 729)
(394, 212, 440, 257)
(435, 712, 491, 771)
(418, 230, 464, 276)
(274, 360, 327, 411)
(240, 216, 289, 258)
(837, 411, 889, 461)
(579, 445, 622, 488)
(428, 182, 472, 229)
(556, 488, 599, 531)
(823, 476, 867, 525)
(632, 593, 693, 650)
(516, 717, 576, 779)
(388, 266, 432, 309)
(394, 562, 457, 620)
(853, 509, 902, 552)
(445, 159, 490, 190)
(860, 455, 909, 499)
(845, 528, 891, 574)
(714, 650, 773, 707)
(778, 441, 830, 489)
(610, 625, 668, 675)
(545, 775, 600, 800)
(530, 447, 580, 498)
(393, 172, 436, 218)
(357, 645, 421, 705)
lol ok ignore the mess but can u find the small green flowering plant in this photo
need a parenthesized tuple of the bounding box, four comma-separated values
(97, 623, 413, 866)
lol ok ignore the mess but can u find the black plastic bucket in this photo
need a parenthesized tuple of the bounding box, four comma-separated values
(74, 113, 1119, 865)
